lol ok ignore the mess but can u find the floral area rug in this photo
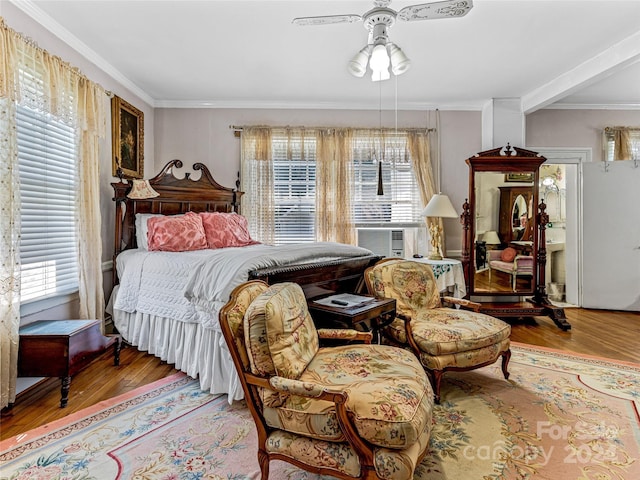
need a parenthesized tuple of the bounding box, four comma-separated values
(1, 343, 639, 480)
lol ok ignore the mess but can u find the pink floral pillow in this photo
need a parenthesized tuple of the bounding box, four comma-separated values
(147, 212, 208, 252)
(199, 212, 260, 249)
(500, 247, 517, 263)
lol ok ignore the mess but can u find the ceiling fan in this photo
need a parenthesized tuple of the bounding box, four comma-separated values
(293, 0, 473, 81)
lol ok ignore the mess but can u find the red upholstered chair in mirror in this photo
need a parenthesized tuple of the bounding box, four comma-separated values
(488, 248, 535, 292)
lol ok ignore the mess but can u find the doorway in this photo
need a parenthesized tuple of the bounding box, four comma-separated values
(528, 147, 589, 307)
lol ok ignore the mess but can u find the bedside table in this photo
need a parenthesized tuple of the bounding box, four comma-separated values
(308, 296, 396, 343)
(18, 319, 120, 407)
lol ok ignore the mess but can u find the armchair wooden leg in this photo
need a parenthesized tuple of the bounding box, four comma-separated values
(258, 449, 269, 480)
(501, 349, 511, 380)
(430, 370, 444, 404)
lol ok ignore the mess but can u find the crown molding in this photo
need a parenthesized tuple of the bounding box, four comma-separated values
(543, 103, 640, 110)
(9, 0, 155, 106)
(154, 99, 485, 111)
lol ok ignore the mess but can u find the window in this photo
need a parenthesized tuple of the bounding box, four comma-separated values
(17, 74, 78, 303)
(272, 131, 317, 244)
(271, 130, 422, 244)
(604, 128, 640, 162)
(352, 132, 422, 226)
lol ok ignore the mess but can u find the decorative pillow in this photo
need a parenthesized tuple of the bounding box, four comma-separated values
(249, 282, 319, 380)
(500, 247, 517, 263)
(199, 212, 260, 249)
(147, 211, 208, 252)
(135, 213, 164, 250)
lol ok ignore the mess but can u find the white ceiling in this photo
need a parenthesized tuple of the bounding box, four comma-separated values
(13, 0, 640, 112)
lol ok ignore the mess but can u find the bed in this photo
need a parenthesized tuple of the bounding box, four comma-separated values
(108, 159, 380, 402)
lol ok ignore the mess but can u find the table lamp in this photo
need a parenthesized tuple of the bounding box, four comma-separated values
(422, 193, 458, 260)
(483, 230, 501, 249)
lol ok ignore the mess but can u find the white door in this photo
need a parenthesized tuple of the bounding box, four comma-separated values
(582, 161, 640, 310)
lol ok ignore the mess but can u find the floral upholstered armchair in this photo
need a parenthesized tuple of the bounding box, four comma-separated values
(219, 280, 434, 480)
(365, 258, 511, 404)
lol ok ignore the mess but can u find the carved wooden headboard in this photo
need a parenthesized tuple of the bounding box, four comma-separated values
(111, 159, 242, 281)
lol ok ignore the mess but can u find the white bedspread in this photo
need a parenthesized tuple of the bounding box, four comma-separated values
(110, 242, 373, 402)
(114, 242, 372, 331)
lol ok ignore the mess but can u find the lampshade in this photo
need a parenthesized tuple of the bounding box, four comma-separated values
(483, 230, 501, 245)
(421, 193, 458, 218)
(127, 179, 159, 199)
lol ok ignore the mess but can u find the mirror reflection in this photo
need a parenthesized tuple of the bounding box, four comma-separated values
(473, 172, 536, 294)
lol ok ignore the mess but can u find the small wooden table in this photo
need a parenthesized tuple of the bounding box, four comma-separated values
(308, 296, 396, 343)
(18, 320, 120, 407)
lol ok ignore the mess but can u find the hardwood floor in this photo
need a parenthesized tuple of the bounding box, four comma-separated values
(1, 307, 639, 441)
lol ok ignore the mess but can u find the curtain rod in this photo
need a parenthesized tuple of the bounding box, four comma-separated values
(229, 125, 436, 135)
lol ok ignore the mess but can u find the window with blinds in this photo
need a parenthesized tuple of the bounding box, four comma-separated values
(272, 132, 317, 244)
(17, 96, 78, 302)
(271, 130, 422, 244)
(604, 128, 640, 161)
(352, 133, 421, 226)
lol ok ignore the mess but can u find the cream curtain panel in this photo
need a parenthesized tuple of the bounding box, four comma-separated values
(316, 128, 354, 244)
(241, 126, 275, 244)
(407, 130, 442, 254)
(605, 126, 637, 161)
(0, 18, 106, 408)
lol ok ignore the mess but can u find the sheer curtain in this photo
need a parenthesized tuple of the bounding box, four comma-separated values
(0, 18, 106, 408)
(316, 128, 354, 244)
(241, 126, 274, 244)
(407, 130, 443, 254)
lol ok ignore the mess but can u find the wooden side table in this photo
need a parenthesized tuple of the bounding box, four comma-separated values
(308, 296, 396, 343)
(18, 320, 120, 408)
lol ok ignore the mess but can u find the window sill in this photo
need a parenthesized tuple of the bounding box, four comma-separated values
(20, 291, 79, 317)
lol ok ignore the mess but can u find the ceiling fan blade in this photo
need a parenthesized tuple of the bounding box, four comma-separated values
(292, 14, 362, 27)
(397, 0, 473, 22)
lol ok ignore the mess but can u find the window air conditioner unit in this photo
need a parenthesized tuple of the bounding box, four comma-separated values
(357, 228, 405, 258)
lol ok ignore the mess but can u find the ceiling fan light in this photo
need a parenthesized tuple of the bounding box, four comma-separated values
(369, 44, 390, 71)
(371, 68, 390, 82)
(388, 43, 411, 75)
(348, 46, 370, 77)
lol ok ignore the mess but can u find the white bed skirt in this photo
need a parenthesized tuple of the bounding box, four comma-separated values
(112, 308, 243, 404)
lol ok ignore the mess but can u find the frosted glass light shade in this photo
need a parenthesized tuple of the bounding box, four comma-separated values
(348, 46, 370, 77)
(388, 43, 411, 75)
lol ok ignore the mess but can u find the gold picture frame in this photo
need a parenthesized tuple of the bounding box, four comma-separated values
(504, 172, 534, 183)
(111, 95, 144, 179)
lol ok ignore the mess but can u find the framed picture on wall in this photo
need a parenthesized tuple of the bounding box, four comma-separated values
(111, 95, 144, 179)
(504, 172, 534, 182)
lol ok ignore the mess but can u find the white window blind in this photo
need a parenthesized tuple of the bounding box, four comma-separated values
(272, 132, 317, 244)
(17, 101, 78, 302)
(352, 132, 422, 226)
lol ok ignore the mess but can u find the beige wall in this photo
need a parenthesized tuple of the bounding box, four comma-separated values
(527, 108, 640, 161)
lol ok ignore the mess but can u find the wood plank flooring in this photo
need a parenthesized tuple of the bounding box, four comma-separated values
(1, 307, 639, 441)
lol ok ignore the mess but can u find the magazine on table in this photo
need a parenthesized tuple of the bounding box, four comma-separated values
(313, 293, 376, 308)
